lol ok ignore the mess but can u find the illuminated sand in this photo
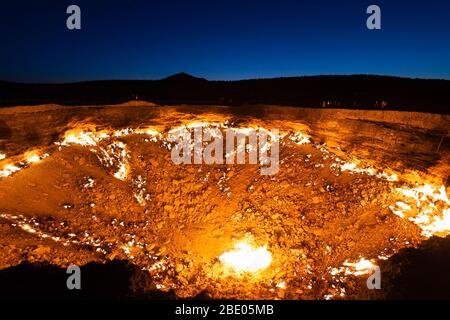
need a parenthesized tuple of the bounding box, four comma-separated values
(0, 103, 449, 299)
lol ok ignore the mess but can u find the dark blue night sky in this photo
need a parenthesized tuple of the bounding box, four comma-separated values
(1, 0, 450, 82)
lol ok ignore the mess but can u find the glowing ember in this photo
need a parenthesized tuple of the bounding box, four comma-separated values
(338, 161, 398, 181)
(0, 154, 6, 160)
(135, 127, 161, 137)
(111, 142, 129, 181)
(60, 131, 99, 146)
(114, 163, 128, 181)
(396, 201, 412, 211)
(26, 153, 49, 163)
(289, 131, 311, 145)
(413, 208, 450, 237)
(392, 184, 450, 237)
(275, 281, 286, 289)
(219, 242, 272, 273)
(0, 164, 21, 177)
(342, 258, 377, 276)
(27, 155, 41, 163)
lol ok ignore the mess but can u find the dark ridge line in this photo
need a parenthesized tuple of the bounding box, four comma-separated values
(1, 74, 449, 114)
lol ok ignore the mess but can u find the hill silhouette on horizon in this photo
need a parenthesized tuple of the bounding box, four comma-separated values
(1, 74, 449, 114)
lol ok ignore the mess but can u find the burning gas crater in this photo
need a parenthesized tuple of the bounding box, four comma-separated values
(0, 120, 449, 299)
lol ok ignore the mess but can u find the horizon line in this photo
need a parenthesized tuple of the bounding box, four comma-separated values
(2, 73, 450, 85)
